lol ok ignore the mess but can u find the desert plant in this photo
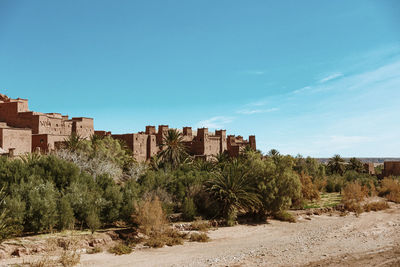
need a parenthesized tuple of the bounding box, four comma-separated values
(190, 220, 210, 232)
(379, 178, 400, 203)
(327, 155, 346, 175)
(341, 182, 366, 214)
(273, 211, 296, 223)
(108, 243, 132, 255)
(182, 197, 197, 221)
(59, 250, 81, 267)
(363, 200, 389, 212)
(87, 247, 103, 254)
(86, 210, 101, 234)
(132, 197, 167, 236)
(205, 160, 261, 226)
(299, 172, 320, 201)
(189, 232, 209, 242)
(159, 129, 188, 169)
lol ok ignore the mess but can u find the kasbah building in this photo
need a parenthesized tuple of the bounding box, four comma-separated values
(0, 93, 256, 161)
(1, 93, 399, 177)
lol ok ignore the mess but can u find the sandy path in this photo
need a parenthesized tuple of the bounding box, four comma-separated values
(77, 203, 400, 267)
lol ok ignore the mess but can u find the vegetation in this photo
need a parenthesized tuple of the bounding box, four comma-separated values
(108, 243, 133, 255)
(0, 132, 393, 244)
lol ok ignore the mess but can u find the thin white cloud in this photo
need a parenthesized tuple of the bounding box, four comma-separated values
(236, 108, 278, 115)
(197, 116, 234, 129)
(319, 72, 343, 83)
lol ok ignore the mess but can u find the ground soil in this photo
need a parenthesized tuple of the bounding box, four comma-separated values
(2, 202, 400, 267)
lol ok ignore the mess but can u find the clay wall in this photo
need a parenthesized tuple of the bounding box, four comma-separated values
(0, 127, 31, 156)
(364, 163, 375, 175)
(72, 117, 94, 139)
(384, 161, 400, 177)
(112, 133, 149, 162)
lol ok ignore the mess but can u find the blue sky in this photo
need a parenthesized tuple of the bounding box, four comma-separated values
(1, 0, 399, 157)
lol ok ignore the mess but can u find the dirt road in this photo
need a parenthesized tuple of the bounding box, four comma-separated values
(77, 203, 400, 267)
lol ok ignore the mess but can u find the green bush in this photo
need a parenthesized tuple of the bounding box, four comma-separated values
(182, 197, 197, 221)
(108, 243, 132, 255)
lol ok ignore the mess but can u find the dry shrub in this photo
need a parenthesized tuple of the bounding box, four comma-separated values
(189, 232, 209, 242)
(133, 197, 188, 248)
(342, 182, 366, 214)
(299, 172, 320, 201)
(108, 243, 132, 255)
(59, 250, 81, 267)
(87, 247, 103, 254)
(132, 197, 167, 236)
(273, 211, 296, 223)
(27, 256, 56, 267)
(144, 228, 187, 248)
(363, 201, 389, 212)
(190, 220, 210, 232)
(379, 178, 400, 203)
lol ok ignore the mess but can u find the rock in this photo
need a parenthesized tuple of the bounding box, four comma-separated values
(11, 248, 28, 257)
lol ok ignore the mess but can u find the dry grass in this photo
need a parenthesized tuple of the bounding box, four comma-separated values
(363, 200, 390, 212)
(87, 247, 103, 254)
(108, 243, 132, 255)
(379, 178, 400, 203)
(144, 228, 187, 248)
(341, 182, 366, 214)
(132, 197, 167, 236)
(299, 172, 320, 201)
(59, 250, 81, 266)
(189, 232, 210, 242)
(190, 220, 211, 232)
(273, 211, 296, 223)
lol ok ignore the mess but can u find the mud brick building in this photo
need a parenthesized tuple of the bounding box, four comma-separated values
(0, 94, 94, 155)
(108, 125, 256, 162)
(383, 161, 400, 177)
(0, 93, 256, 160)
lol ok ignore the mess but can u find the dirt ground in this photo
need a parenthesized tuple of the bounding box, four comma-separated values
(2, 202, 400, 267)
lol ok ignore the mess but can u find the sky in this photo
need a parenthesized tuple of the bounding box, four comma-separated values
(0, 0, 399, 157)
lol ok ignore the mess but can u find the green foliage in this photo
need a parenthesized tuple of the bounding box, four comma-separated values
(108, 243, 132, 255)
(327, 154, 346, 175)
(205, 159, 261, 225)
(182, 197, 197, 221)
(347, 157, 364, 173)
(158, 129, 188, 169)
(58, 196, 75, 231)
(86, 210, 101, 234)
(273, 210, 296, 223)
(26, 180, 59, 233)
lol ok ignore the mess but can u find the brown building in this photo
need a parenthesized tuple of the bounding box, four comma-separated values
(0, 93, 256, 160)
(363, 163, 375, 175)
(0, 94, 94, 155)
(383, 161, 400, 177)
(107, 125, 256, 162)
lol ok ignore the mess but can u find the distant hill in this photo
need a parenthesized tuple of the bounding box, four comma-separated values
(316, 158, 400, 164)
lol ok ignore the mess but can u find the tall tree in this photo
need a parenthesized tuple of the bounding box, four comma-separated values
(159, 129, 188, 169)
(347, 157, 364, 173)
(328, 154, 346, 175)
(205, 160, 261, 226)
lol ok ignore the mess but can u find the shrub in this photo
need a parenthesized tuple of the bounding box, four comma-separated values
(108, 243, 132, 255)
(58, 196, 75, 231)
(299, 172, 320, 201)
(190, 220, 210, 232)
(363, 201, 389, 212)
(273, 211, 296, 223)
(341, 182, 366, 214)
(87, 247, 103, 254)
(182, 197, 197, 221)
(379, 178, 400, 203)
(59, 250, 81, 267)
(189, 232, 209, 242)
(132, 197, 167, 236)
(86, 210, 101, 234)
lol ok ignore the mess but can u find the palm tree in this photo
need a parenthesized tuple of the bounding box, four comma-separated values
(158, 129, 188, 169)
(347, 157, 364, 173)
(64, 133, 84, 152)
(328, 154, 346, 175)
(205, 160, 261, 225)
